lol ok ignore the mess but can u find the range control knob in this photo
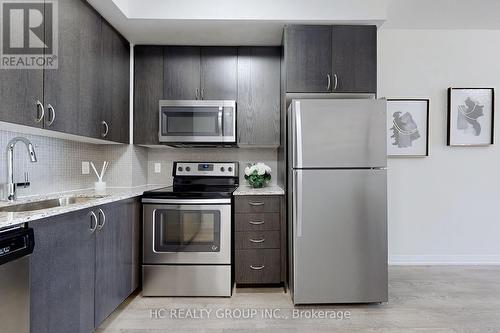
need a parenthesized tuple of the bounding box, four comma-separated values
(177, 166, 183, 172)
(185, 166, 191, 172)
(228, 166, 233, 172)
(220, 167, 225, 172)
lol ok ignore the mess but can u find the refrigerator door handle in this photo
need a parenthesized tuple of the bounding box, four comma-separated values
(294, 171, 303, 238)
(294, 101, 303, 168)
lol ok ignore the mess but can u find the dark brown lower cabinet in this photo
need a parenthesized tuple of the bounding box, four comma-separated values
(235, 249, 281, 284)
(234, 195, 286, 285)
(30, 197, 141, 333)
(30, 209, 95, 333)
(94, 198, 138, 326)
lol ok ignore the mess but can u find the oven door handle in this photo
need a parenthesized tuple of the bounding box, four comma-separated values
(142, 198, 231, 205)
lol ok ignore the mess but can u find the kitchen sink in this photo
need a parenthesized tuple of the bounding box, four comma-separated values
(0, 195, 108, 213)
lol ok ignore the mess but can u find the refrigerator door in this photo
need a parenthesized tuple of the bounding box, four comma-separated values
(292, 169, 387, 304)
(290, 99, 387, 168)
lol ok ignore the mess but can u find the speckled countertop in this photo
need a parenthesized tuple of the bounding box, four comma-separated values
(233, 184, 285, 196)
(0, 185, 165, 230)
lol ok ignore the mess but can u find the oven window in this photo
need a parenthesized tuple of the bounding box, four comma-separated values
(161, 107, 221, 137)
(154, 209, 221, 252)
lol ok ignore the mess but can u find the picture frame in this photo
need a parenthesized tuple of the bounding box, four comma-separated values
(447, 88, 495, 146)
(387, 99, 430, 157)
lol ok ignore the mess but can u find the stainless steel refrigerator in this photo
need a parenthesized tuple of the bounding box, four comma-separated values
(288, 98, 388, 304)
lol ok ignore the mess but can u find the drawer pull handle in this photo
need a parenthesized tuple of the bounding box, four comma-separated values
(250, 265, 265, 270)
(248, 220, 265, 225)
(248, 201, 264, 206)
(249, 238, 266, 243)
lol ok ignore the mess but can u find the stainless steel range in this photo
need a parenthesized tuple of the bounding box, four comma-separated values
(142, 162, 238, 297)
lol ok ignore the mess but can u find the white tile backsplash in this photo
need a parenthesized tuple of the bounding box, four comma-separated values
(0, 130, 148, 198)
(0, 129, 278, 198)
(147, 147, 278, 186)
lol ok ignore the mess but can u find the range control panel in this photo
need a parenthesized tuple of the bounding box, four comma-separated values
(174, 162, 238, 177)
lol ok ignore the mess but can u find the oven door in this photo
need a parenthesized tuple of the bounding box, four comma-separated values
(143, 200, 231, 264)
(158, 100, 236, 143)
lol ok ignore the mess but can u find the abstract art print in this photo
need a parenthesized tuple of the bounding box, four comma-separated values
(387, 99, 429, 157)
(448, 88, 494, 146)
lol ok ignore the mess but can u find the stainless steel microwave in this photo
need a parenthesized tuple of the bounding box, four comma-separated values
(158, 100, 236, 146)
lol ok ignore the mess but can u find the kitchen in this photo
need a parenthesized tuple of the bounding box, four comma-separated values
(1, 0, 500, 332)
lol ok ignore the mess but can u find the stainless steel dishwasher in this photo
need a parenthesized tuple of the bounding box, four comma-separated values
(0, 226, 35, 333)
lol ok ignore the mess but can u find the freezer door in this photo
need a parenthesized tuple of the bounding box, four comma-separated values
(290, 99, 387, 168)
(292, 169, 387, 304)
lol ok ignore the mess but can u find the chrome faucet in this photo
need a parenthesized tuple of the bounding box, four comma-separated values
(5, 137, 37, 201)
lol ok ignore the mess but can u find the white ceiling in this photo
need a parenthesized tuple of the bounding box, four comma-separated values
(86, 0, 500, 45)
(86, 0, 387, 45)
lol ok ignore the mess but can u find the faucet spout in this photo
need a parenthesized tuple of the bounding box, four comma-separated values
(5, 137, 38, 201)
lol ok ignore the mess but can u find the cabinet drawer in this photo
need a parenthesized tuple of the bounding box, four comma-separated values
(235, 231, 280, 249)
(235, 213, 280, 231)
(235, 249, 281, 284)
(235, 196, 280, 213)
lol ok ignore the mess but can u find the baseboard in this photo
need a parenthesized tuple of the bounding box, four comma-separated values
(389, 255, 500, 265)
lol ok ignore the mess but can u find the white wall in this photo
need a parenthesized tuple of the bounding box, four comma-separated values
(379, 29, 500, 264)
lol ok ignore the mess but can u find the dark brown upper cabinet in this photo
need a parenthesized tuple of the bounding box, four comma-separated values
(134, 45, 163, 145)
(0, 69, 44, 128)
(200, 47, 238, 100)
(101, 20, 130, 144)
(331, 25, 377, 93)
(0, 0, 130, 144)
(44, 0, 102, 138)
(163, 46, 201, 100)
(285, 25, 377, 94)
(163, 46, 237, 101)
(284, 25, 333, 93)
(237, 47, 281, 147)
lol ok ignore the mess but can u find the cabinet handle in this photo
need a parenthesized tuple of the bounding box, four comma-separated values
(201, 88, 204, 100)
(46, 104, 56, 126)
(250, 265, 265, 270)
(35, 100, 44, 123)
(249, 238, 266, 243)
(248, 201, 264, 206)
(248, 220, 265, 225)
(326, 74, 331, 90)
(101, 121, 109, 138)
(333, 74, 338, 90)
(97, 208, 106, 230)
(195, 88, 199, 100)
(88, 211, 98, 233)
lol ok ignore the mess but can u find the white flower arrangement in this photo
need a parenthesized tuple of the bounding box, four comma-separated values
(244, 163, 272, 188)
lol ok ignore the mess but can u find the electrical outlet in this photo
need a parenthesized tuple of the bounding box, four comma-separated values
(154, 163, 161, 174)
(82, 161, 90, 175)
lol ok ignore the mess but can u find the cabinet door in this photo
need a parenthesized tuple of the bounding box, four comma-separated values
(130, 198, 142, 292)
(332, 25, 377, 93)
(164, 46, 201, 100)
(43, 0, 102, 138)
(134, 46, 163, 144)
(30, 210, 95, 333)
(94, 199, 135, 326)
(0, 69, 44, 128)
(237, 47, 281, 147)
(101, 20, 130, 143)
(200, 47, 238, 100)
(285, 25, 332, 93)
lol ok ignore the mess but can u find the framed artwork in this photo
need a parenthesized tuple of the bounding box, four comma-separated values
(447, 88, 495, 146)
(387, 99, 429, 157)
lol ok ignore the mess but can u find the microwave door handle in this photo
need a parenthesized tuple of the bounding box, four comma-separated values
(218, 107, 223, 136)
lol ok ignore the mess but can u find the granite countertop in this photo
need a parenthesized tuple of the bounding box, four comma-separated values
(233, 184, 285, 196)
(0, 185, 165, 230)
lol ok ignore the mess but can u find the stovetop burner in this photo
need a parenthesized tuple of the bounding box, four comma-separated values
(143, 162, 239, 200)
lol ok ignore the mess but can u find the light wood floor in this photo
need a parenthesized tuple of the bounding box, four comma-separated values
(97, 266, 500, 332)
